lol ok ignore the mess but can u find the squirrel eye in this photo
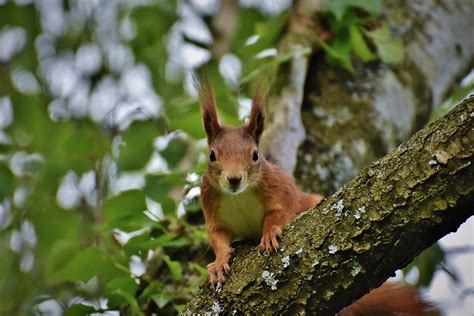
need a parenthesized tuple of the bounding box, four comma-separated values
(209, 150, 216, 162)
(252, 150, 259, 162)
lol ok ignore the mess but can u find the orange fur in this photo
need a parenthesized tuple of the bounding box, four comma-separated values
(197, 73, 221, 144)
(338, 283, 434, 316)
(198, 77, 322, 284)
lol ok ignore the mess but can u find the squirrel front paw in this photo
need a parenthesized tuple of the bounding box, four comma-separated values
(207, 259, 231, 284)
(259, 225, 282, 254)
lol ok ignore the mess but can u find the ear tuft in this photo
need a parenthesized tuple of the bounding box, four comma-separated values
(245, 77, 267, 144)
(197, 73, 221, 143)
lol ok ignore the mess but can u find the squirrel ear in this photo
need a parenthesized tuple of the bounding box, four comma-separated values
(245, 80, 266, 144)
(197, 74, 221, 143)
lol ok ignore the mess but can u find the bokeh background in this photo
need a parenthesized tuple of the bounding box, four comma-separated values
(0, 0, 472, 315)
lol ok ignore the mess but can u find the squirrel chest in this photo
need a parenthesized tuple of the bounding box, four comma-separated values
(217, 189, 265, 240)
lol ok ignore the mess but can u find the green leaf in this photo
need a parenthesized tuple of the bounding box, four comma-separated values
(175, 304, 186, 313)
(323, 0, 382, 20)
(163, 255, 182, 282)
(31, 207, 81, 259)
(365, 24, 405, 64)
(9, 94, 49, 151)
(124, 233, 176, 256)
(137, 281, 164, 303)
(69, 123, 102, 168)
(255, 12, 288, 41)
(240, 47, 311, 85)
(103, 189, 149, 231)
(350, 0, 382, 16)
(144, 174, 185, 202)
(159, 196, 177, 217)
(118, 121, 159, 171)
(320, 36, 354, 73)
(429, 82, 474, 122)
(233, 7, 266, 51)
(55, 121, 108, 174)
(349, 25, 376, 62)
(106, 278, 138, 309)
(323, 0, 349, 20)
(0, 3, 39, 31)
(189, 262, 208, 278)
(0, 164, 14, 200)
(109, 289, 144, 316)
(144, 172, 185, 214)
(165, 98, 205, 139)
(151, 292, 173, 309)
(46, 240, 79, 281)
(403, 243, 445, 287)
(105, 276, 138, 299)
(54, 246, 123, 282)
(164, 237, 192, 248)
(0, 242, 29, 311)
(236, 10, 288, 60)
(64, 304, 96, 316)
(160, 137, 188, 169)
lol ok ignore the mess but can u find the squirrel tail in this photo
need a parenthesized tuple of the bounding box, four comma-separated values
(338, 282, 435, 316)
(297, 193, 323, 213)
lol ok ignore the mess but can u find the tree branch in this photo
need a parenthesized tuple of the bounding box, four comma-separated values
(186, 97, 474, 314)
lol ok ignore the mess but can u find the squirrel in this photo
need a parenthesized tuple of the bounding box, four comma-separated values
(198, 76, 322, 284)
(198, 77, 433, 315)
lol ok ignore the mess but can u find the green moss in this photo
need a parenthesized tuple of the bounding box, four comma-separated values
(323, 290, 335, 300)
(353, 242, 371, 253)
(432, 199, 448, 212)
(368, 209, 381, 221)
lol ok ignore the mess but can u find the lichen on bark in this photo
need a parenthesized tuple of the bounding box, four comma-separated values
(186, 97, 474, 315)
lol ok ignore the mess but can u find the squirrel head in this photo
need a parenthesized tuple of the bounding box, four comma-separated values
(198, 76, 266, 195)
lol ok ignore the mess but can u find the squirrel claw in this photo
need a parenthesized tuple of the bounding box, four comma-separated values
(208, 260, 230, 284)
(258, 226, 283, 254)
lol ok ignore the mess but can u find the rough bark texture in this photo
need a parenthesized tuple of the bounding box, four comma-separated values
(259, 0, 322, 173)
(293, 0, 474, 195)
(186, 97, 474, 315)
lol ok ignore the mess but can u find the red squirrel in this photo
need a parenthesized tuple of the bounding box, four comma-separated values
(198, 77, 322, 284)
(198, 78, 432, 315)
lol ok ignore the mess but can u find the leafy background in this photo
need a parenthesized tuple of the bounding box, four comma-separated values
(0, 0, 472, 315)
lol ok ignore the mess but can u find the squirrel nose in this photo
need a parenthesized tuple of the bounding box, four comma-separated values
(227, 176, 242, 187)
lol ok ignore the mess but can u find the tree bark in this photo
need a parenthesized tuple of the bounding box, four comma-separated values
(284, 0, 474, 195)
(185, 97, 474, 315)
(259, 0, 323, 173)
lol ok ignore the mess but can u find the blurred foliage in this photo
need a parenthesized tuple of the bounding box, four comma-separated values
(403, 244, 446, 288)
(0, 0, 458, 314)
(0, 0, 291, 314)
(429, 75, 474, 122)
(321, 0, 405, 72)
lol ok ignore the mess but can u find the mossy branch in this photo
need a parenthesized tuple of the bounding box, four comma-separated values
(186, 97, 474, 315)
